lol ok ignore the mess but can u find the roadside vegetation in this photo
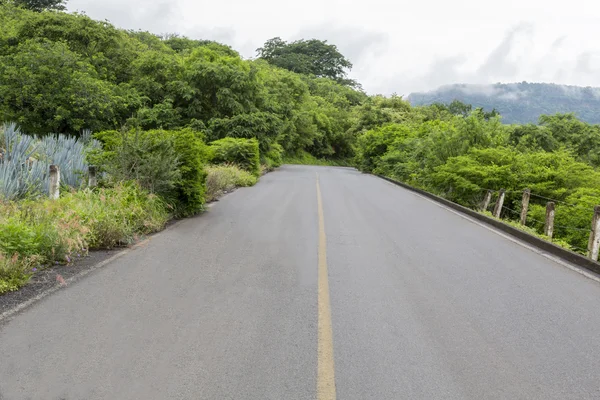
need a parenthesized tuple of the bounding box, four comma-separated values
(205, 165, 257, 202)
(354, 100, 600, 254)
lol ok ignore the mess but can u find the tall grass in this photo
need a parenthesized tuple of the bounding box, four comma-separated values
(205, 164, 257, 202)
(0, 182, 169, 294)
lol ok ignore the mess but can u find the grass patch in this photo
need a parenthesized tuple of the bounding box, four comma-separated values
(0, 182, 169, 294)
(282, 151, 352, 167)
(482, 210, 575, 252)
(205, 164, 258, 202)
(0, 254, 38, 294)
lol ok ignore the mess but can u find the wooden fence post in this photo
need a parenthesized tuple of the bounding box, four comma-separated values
(481, 190, 492, 211)
(588, 206, 600, 261)
(49, 164, 60, 200)
(544, 202, 555, 239)
(493, 189, 505, 218)
(520, 188, 531, 225)
(88, 166, 97, 188)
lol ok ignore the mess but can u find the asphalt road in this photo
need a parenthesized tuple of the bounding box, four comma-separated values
(1, 165, 600, 399)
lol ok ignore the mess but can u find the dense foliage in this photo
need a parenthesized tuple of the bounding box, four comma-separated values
(92, 128, 209, 217)
(256, 37, 356, 87)
(355, 98, 600, 253)
(0, 4, 365, 161)
(209, 138, 260, 177)
(408, 83, 600, 124)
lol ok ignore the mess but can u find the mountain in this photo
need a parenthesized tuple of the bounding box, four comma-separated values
(407, 82, 600, 124)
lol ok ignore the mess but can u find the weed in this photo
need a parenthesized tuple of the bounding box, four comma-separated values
(205, 164, 257, 202)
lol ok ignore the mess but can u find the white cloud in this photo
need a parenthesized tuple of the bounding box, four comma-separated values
(67, 0, 600, 95)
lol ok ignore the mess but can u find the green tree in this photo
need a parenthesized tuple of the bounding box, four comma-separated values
(0, 39, 128, 133)
(10, 0, 66, 11)
(257, 37, 353, 84)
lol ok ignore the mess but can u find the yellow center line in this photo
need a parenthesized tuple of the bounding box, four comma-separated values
(316, 173, 336, 400)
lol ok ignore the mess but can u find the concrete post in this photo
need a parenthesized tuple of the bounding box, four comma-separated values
(520, 188, 531, 225)
(88, 166, 97, 188)
(481, 190, 492, 211)
(49, 165, 60, 200)
(493, 189, 505, 218)
(544, 202, 555, 239)
(588, 206, 600, 261)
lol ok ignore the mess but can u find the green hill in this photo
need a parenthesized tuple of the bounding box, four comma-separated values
(408, 82, 600, 124)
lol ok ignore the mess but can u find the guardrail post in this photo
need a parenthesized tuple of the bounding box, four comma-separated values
(493, 189, 505, 218)
(49, 164, 60, 200)
(544, 202, 555, 238)
(88, 166, 97, 188)
(481, 190, 492, 211)
(588, 206, 600, 261)
(520, 188, 531, 225)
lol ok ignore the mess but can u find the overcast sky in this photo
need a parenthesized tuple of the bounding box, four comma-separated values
(67, 0, 600, 95)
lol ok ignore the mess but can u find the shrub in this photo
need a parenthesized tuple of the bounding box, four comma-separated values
(205, 164, 257, 202)
(262, 143, 283, 170)
(63, 182, 169, 248)
(0, 200, 88, 263)
(93, 128, 209, 216)
(209, 138, 260, 176)
(0, 254, 38, 295)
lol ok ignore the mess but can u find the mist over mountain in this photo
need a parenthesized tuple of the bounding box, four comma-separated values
(407, 82, 600, 124)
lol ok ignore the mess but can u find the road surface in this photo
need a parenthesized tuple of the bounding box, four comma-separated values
(1, 165, 600, 399)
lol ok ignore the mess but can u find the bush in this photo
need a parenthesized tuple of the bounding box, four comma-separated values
(0, 200, 88, 263)
(262, 143, 283, 170)
(93, 128, 209, 216)
(0, 254, 37, 295)
(64, 182, 169, 248)
(209, 138, 260, 176)
(205, 164, 257, 202)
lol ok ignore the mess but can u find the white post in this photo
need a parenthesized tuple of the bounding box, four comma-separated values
(493, 189, 505, 218)
(588, 206, 600, 261)
(544, 202, 555, 239)
(481, 190, 492, 211)
(520, 188, 531, 225)
(49, 164, 60, 200)
(88, 166, 97, 188)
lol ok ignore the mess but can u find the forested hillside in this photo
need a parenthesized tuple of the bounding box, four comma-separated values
(408, 83, 600, 124)
(0, 5, 367, 160)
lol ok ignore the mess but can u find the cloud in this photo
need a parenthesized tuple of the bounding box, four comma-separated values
(383, 23, 568, 96)
(293, 24, 390, 65)
(70, 0, 180, 33)
(65, 0, 600, 95)
(551, 36, 567, 49)
(476, 22, 534, 79)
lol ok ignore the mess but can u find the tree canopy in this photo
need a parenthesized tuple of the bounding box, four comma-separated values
(4, 0, 66, 11)
(256, 37, 356, 87)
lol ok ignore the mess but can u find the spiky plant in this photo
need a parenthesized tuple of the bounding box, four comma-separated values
(0, 123, 47, 200)
(0, 123, 100, 200)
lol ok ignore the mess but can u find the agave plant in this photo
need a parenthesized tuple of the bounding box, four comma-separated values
(0, 123, 48, 200)
(0, 123, 100, 201)
(37, 132, 101, 189)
